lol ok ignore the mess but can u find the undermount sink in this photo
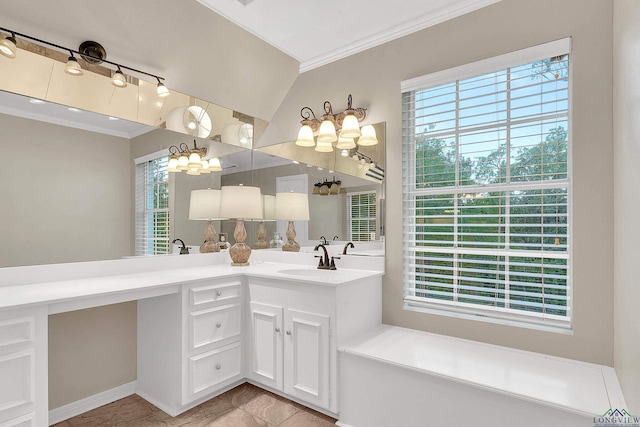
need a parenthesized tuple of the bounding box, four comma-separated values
(277, 268, 336, 277)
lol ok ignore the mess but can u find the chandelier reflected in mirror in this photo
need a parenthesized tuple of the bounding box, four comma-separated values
(167, 139, 222, 175)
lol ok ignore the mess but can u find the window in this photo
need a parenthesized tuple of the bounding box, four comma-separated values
(135, 155, 170, 256)
(401, 39, 571, 329)
(348, 191, 377, 241)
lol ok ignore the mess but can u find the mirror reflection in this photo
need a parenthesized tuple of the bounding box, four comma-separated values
(0, 72, 384, 268)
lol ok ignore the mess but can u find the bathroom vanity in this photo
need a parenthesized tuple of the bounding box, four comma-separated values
(0, 252, 382, 426)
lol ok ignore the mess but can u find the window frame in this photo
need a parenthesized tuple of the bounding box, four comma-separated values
(347, 190, 378, 242)
(401, 38, 573, 332)
(134, 150, 171, 257)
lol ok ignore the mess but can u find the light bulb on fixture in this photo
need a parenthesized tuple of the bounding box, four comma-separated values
(336, 132, 356, 149)
(168, 156, 179, 172)
(112, 67, 127, 88)
(64, 53, 83, 76)
(317, 120, 338, 143)
(357, 124, 378, 146)
(177, 154, 189, 171)
(0, 33, 17, 58)
(341, 149, 349, 157)
(295, 124, 315, 147)
(156, 77, 170, 97)
(315, 140, 334, 153)
(208, 157, 222, 172)
(340, 114, 361, 138)
(188, 151, 202, 169)
(199, 159, 211, 173)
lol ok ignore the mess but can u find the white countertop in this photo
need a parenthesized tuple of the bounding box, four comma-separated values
(0, 261, 382, 312)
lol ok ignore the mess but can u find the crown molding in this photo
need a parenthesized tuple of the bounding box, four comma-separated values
(300, 0, 502, 73)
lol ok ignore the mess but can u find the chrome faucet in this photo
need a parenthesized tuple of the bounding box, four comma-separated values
(319, 235, 328, 245)
(314, 244, 330, 269)
(343, 242, 354, 255)
(333, 235, 339, 241)
(172, 238, 189, 255)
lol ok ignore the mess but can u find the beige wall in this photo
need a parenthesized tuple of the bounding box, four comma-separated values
(0, 114, 131, 267)
(263, 0, 614, 365)
(613, 0, 640, 414)
(48, 302, 137, 409)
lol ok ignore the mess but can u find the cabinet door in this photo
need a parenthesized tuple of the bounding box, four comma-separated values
(283, 308, 330, 409)
(249, 302, 283, 390)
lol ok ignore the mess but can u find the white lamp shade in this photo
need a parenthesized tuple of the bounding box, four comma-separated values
(317, 120, 337, 143)
(208, 157, 222, 171)
(315, 140, 334, 152)
(295, 125, 316, 147)
(177, 154, 189, 170)
(188, 151, 202, 168)
(0, 36, 17, 59)
(274, 192, 310, 221)
(199, 159, 211, 173)
(219, 185, 263, 219)
(112, 70, 127, 88)
(64, 57, 83, 75)
(262, 195, 276, 220)
(168, 157, 179, 172)
(340, 114, 361, 138)
(336, 132, 356, 149)
(157, 82, 170, 97)
(189, 189, 224, 220)
(357, 124, 378, 146)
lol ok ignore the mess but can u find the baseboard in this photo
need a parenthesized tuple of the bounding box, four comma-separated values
(48, 381, 137, 425)
(335, 422, 353, 427)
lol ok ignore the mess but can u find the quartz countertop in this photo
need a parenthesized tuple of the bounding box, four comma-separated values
(0, 261, 382, 312)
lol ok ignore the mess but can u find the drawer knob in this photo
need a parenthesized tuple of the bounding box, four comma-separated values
(275, 328, 280, 333)
(216, 364, 221, 370)
(216, 322, 222, 328)
(286, 330, 291, 336)
(216, 291, 222, 297)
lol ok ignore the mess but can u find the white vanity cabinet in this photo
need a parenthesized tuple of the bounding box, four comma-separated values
(137, 277, 243, 416)
(0, 307, 47, 427)
(246, 274, 381, 415)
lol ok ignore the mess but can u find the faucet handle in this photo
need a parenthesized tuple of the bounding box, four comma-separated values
(329, 256, 340, 270)
(314, 255, 324, 268)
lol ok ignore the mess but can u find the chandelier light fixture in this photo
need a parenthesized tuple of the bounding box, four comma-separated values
(0, 27, 170, 97)
(295, 95, 378, 151)
(167, 140, 222, 175)
(312, 177, 344, 196)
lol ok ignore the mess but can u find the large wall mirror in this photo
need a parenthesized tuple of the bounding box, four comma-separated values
(0, 48, 384, 268)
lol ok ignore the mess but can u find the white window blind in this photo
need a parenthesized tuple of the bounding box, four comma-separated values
(348, 191, 377, 242)
(135, 156, 170, 256)
(402, 39, 571, 329)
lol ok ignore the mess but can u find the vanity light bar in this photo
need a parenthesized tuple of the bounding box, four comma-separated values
(0, 26, 169, 96)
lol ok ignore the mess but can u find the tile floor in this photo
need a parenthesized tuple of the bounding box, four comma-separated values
(51, 383, 337, 426)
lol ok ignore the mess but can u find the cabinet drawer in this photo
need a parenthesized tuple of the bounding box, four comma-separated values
(0, 350, 34, 421)
(0, 413, 34, 427)
(188, 342, 241, 396)
(189, 281, 241, 309)
(190, 303, 241, 351)
(0, 318, 34, 350)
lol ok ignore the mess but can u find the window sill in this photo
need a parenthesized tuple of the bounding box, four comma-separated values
(403, 299, 573, 335)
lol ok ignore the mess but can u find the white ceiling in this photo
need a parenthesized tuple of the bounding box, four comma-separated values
(197, 0, 501, 72)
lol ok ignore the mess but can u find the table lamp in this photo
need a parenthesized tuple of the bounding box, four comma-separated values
(219, 185, 263, 265)
(274, 192, 310, 252)
(254, 195, 276, 249)
(189, 189, 226, 253)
